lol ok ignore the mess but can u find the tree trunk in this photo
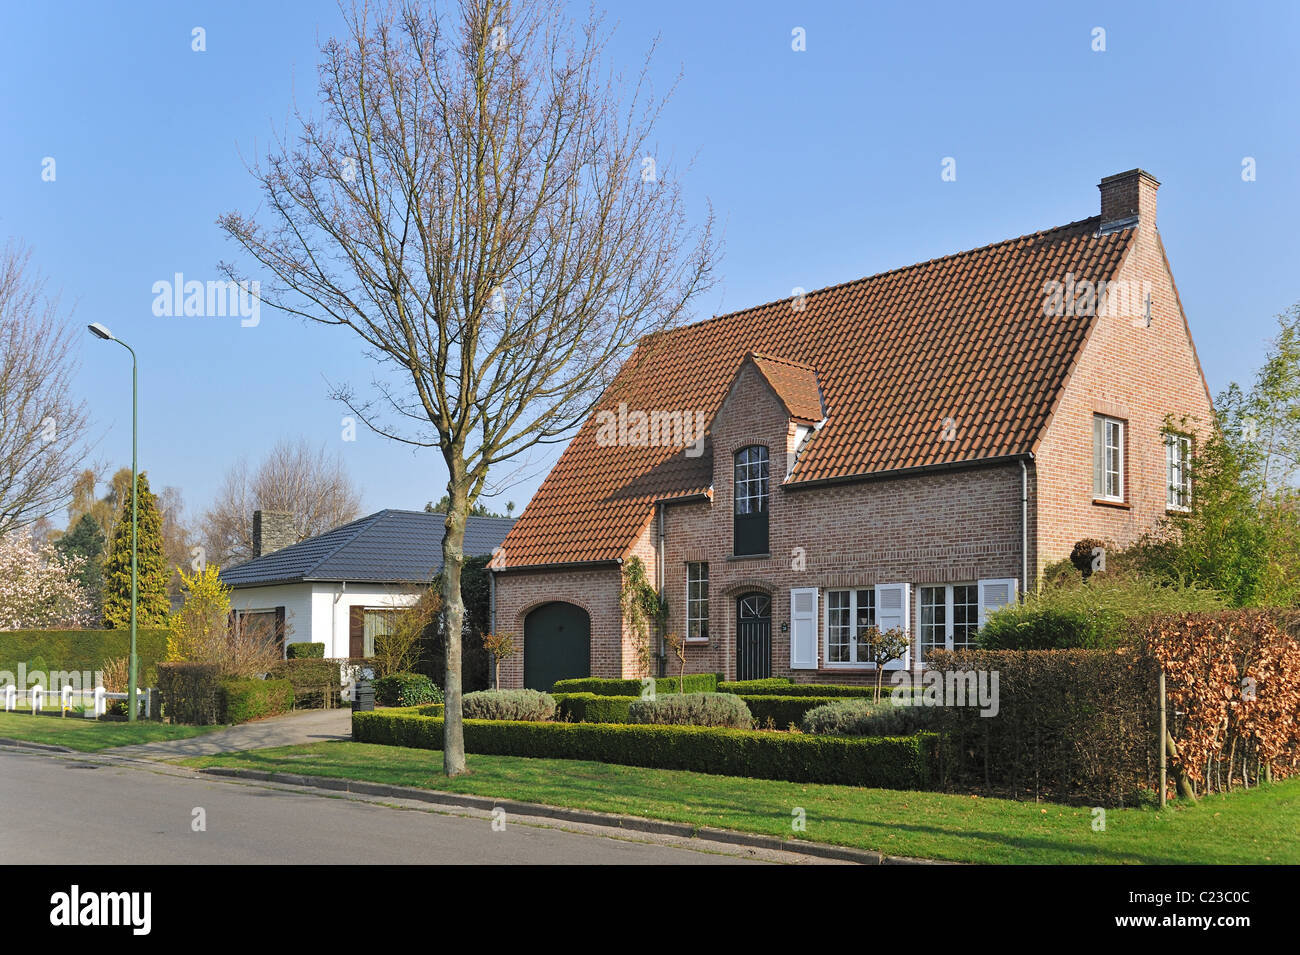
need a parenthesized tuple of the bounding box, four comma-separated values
(1165, 731, 1198, 802)
(440, 473, 470, 777)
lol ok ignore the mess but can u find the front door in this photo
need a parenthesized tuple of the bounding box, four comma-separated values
(736, 592, 771, 681)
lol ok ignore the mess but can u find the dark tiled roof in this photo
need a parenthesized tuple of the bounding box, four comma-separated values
(499, 216, 1136, 568)
(219, 510, 514, 588)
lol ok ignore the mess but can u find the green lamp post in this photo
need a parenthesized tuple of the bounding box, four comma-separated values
(87, 322, 140, 722)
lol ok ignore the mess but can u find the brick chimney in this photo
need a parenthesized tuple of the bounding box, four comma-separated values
(252, 510, 297, 557)
(1098, 168, 1159, 233)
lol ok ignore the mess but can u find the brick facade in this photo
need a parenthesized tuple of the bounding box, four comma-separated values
(493, 170, 1211, 690)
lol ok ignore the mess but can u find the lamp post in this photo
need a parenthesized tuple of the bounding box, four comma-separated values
(87, 323, 139, 722)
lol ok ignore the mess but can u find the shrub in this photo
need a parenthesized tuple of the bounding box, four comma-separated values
(977, 575, 1225, 650)
(739, 695, 854, 729)
(269, 658, 343, 707)
(286, 642, 325, 659)
(352, 711, 936, 789)
(416, 703, 445, 717)
(554, 692, 637, 723)
(717, 679, 883, 698)
(156, 662, 222, 725)
(925, 648, 1159, 805)
(461, 688, 555, 721)
(551, 674, 719, 696)
(800, 698, 938, 737)
(628, 692, 752, 728)
(218, 677, 294, 724)
(0, 628, 170, 687)
(373, 671, 441, 708)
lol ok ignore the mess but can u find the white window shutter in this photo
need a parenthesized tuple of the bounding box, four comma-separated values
(1092, 416, 1105, 497)
(789, 587, 818, 670)
(977, 578, 1018, 629)
(874, 582, 910, 670)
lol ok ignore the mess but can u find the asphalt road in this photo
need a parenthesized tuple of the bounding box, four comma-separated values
(0, 748, 778, 865)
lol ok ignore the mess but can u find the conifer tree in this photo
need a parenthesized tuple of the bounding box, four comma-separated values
(102, 472, 171, 628)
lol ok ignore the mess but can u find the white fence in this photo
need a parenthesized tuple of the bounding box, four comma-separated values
(2, 684, 152, 719)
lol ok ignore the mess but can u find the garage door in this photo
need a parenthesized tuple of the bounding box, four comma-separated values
(523, 602, 591, 692)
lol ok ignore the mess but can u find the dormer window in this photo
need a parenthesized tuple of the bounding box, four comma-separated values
(734, 445, 770, 556)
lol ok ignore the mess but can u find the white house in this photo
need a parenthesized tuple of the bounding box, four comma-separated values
(219, 509, 514, 659)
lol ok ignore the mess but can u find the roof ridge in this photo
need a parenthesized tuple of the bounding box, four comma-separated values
(748, 351, 817, 371)
(292, 509, 385, 574)
(664, 215, 1109, 337)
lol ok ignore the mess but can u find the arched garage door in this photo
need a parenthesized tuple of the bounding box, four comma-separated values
(523, 602, 591, 691)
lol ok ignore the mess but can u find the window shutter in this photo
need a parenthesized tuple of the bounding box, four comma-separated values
(874, 583, 910, 670)
(1092, 416, 1105, 497)
(977, 578, 1018, 628)
(789, 587, 818, 670)
(349, 606, 364, 659)
(274, 607, 286, 657)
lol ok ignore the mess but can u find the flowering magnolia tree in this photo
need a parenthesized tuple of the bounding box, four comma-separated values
(0, 531, 94, 630)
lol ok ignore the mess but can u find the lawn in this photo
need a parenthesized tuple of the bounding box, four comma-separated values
(184, 740, 1299, 864)
(0, 711, 223, 752)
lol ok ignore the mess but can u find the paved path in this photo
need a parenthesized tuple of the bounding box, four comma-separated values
(108, 709, 352, 760)
(0, 747, 802, 864)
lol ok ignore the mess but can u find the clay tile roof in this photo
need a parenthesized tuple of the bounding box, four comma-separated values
(747, 353, 825, 423)
(498, 216, 1135, 569)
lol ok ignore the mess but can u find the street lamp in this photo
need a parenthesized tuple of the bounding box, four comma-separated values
(87, 323, 140, 722)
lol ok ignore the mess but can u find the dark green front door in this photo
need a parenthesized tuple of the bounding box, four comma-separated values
(523, 601, 591, 691)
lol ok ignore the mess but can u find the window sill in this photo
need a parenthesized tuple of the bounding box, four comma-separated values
(1091, 498, 1131, 510)
(726, 552, 771, 562)
(1165, 505, 1191, 515)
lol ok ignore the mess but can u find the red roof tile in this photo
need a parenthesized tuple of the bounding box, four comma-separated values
(498, 217, 1135, 569)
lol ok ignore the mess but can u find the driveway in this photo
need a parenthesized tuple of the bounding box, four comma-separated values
(107, 709, 352, 760)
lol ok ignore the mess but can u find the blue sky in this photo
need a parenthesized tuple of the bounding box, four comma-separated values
(3, 0, 1297, 527)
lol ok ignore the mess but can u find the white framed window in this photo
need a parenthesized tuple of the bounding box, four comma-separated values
(1165, 432, 1191, 510)
(918, 583, 979, 660)
(824, 588, 876, 666)
(734, 446, 770, 515)
(1092, 415, 1125, 501)
(686, 562, 709, 641)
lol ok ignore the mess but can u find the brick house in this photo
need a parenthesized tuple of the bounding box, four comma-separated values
(491, 169, 1213, 689)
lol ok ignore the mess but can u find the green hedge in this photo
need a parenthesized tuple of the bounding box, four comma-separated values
(416, 703, 445, 717)
(157, 662, 222, 725)
(0, 629, 170, 685)
(352, 711, 936, 789)
(373, 672, 442, 708)
(218, 678, 294, 724)
(551, 673, 719, 696)
(286, 642, 326, 659)
(268, 659, 342, 708)
(718, 679, 886, 698)
(554, 692, 638, 723)
(740, 695, 853, 727)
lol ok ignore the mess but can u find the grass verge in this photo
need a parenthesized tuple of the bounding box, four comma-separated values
(182, 740, 1299, 864)
(0, 711, 222, 752)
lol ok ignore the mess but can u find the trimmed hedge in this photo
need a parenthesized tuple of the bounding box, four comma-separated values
(554, 692, 637, 724)
(718, 679, 885, 698)
(269, 658, 342, 707)
(740, 695, 851, 728)
(551, 673, 719, 696)
(157, 662, 222, 725)
(0, 629, 170, 686)
(373, 672, 441, 708)
(286, 642, 326, 659)
(353, 710, 936, 789)
(462, 689, 556, 721)
(218, 677, 294, 724)
(416, 703, 445, 717)
(628, 692, 752, 728)
(800, 698, 940, 737)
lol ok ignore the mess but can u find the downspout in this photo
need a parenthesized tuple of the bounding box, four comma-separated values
(656, 501, 666, 677)
(1020, 459, 1030, 597)
(488, 562, 497, 688)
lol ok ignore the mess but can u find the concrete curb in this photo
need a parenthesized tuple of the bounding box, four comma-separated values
(0, 736, 76, 753)
(198, 766, 949, 865)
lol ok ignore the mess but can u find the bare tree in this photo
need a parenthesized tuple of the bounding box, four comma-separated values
(219, 0, 715, 774)
(202, 436, 363, 566)
(0, 242, 93, 536)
